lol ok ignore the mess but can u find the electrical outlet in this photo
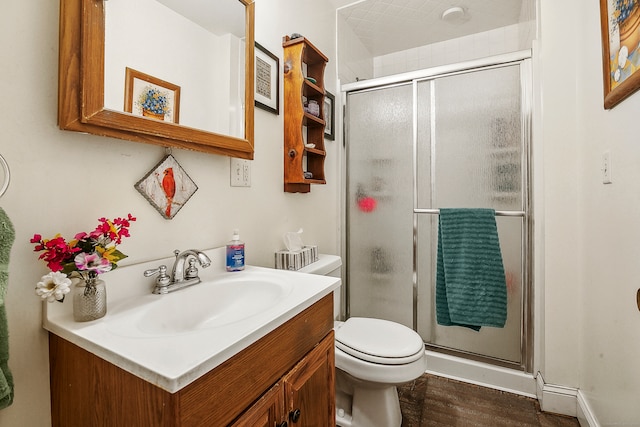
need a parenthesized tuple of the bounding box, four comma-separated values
(230, 158, 251, 187)
(602, 150, 612, 184)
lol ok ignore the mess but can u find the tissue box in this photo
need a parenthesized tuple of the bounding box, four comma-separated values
(275, 245, 318, 271)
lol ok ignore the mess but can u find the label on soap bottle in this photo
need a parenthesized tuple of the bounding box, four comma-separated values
(226, 243, 245, 271)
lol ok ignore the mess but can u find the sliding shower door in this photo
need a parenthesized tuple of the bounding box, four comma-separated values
(415, 64, 528, 366)
(346, 83, 415, 328)
(345, 54, 531, 370)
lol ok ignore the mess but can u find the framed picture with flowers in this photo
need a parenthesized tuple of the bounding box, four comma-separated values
(124, 67, 181, 123)
(600, 0, 640, 108)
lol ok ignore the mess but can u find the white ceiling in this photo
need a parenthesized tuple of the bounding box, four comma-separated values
(155, 0, 245, 37)
(154, 0, 533, 57)
(336, 0, 532, 57)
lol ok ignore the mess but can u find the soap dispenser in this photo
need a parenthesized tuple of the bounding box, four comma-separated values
(226, 229, 245, 272)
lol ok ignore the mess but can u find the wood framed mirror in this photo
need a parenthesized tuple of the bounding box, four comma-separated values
(58, 0, 255, 159)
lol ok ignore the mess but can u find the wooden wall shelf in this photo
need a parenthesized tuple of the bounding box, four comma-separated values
(283, 35, 329, 193)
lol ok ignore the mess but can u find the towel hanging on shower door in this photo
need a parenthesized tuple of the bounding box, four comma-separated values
(436, 208, 507, 331)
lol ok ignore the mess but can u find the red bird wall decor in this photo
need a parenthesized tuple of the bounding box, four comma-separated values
(162, 167, 176, 218)
(135, 155, 198, 219)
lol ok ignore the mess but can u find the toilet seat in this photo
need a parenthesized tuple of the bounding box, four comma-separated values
(335, 317, 425, 365)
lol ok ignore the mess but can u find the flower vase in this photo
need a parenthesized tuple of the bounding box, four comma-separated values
(73, 278, 107, 322)
(142, 109, 165, 121)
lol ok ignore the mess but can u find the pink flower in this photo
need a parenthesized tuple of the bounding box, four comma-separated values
(74, 252, 112, 275)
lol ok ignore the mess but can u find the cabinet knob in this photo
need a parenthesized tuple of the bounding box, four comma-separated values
(277, 422, 288, 427)
(288, 149, 297, 158)
(289, 409, 301, 423)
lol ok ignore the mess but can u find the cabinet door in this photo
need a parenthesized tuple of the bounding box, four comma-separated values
(230, 382, 284, 427)
(282, 332, 335, 427)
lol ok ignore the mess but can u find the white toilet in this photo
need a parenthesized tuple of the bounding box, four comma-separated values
(298, 255, 427, 427)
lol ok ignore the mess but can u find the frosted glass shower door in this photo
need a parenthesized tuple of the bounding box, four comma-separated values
(345, 83, 414, 328)
(416, 64, 527, 365)
(345, 57, 531, 370)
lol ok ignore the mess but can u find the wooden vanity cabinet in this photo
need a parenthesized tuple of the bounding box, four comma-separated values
(230, 382, 284, 427)
(231, 333, 334, 426)
(48, 294, 335, 427)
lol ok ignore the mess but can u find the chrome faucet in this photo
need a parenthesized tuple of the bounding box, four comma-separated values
(144, 249, 212, 294)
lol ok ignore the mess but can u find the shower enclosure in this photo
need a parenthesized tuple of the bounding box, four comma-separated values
(344, 52, 532, 372)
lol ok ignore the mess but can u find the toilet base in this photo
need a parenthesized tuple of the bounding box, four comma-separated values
(335, 369, 402, 427)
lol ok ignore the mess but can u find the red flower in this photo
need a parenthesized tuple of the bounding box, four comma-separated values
(30, 235, 80, 272)
(30, 214, 136, 277)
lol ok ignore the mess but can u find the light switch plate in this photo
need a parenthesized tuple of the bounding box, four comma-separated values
(230, 158, 251, 187)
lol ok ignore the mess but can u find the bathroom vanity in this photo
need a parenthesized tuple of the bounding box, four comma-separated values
(44, 249, 339, 426)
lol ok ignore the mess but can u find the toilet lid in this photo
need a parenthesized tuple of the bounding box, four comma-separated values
(335, 317, 425, 365)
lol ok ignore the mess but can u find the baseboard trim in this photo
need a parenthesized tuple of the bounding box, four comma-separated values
(536, 371, 583, 419)
(576, 390, 600, 427)
(535, 372, 603, 426)
(425, 350, 537, 398)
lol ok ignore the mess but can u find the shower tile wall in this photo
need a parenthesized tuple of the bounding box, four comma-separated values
(337, 20, 535, 84)
(373, 22, 535, 78)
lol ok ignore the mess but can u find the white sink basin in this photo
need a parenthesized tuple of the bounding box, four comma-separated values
(109, 275, 293, 337)
(42, 247, 341, 393)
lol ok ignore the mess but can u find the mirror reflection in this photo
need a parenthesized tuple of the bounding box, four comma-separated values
(104, 0, 246, 138)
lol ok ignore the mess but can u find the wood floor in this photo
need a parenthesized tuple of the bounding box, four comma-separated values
(398, 374, 581, 427)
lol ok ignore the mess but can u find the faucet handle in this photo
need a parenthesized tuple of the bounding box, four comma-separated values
(144, 265, 171, 293)
(185, 258, 200, 280)
(143, 264, 167, 278)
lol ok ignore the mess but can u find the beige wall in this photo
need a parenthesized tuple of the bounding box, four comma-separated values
(539, 0, 640, 425)
(0, 1, 338, 425)
(576, 1, 640, 424)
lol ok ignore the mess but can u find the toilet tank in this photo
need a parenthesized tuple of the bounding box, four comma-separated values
(297, 254, 341, 276)
(297, 254, 342, 319)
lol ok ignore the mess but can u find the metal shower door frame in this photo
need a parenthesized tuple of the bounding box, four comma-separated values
(343, 50, 533, 373)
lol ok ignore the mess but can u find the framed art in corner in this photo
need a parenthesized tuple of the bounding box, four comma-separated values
(600, 0, 640, 109)
(324, 91, 335, 141)
(255, 42, 280, 115)
(124, 67, 181, 123)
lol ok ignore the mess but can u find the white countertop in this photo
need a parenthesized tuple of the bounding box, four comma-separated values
(43, 247, 341, 393)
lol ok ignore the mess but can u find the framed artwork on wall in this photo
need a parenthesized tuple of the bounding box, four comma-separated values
(600, 0, 640, 109)
(124, 67, 181, 123)
(324, 91, 335, 141)
(254, 42, 280, 115)
(134, 155, 197, 220)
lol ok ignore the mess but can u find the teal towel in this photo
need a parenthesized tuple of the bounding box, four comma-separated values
(436, 208, 507, 331)
(0, 207, 14, 409)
